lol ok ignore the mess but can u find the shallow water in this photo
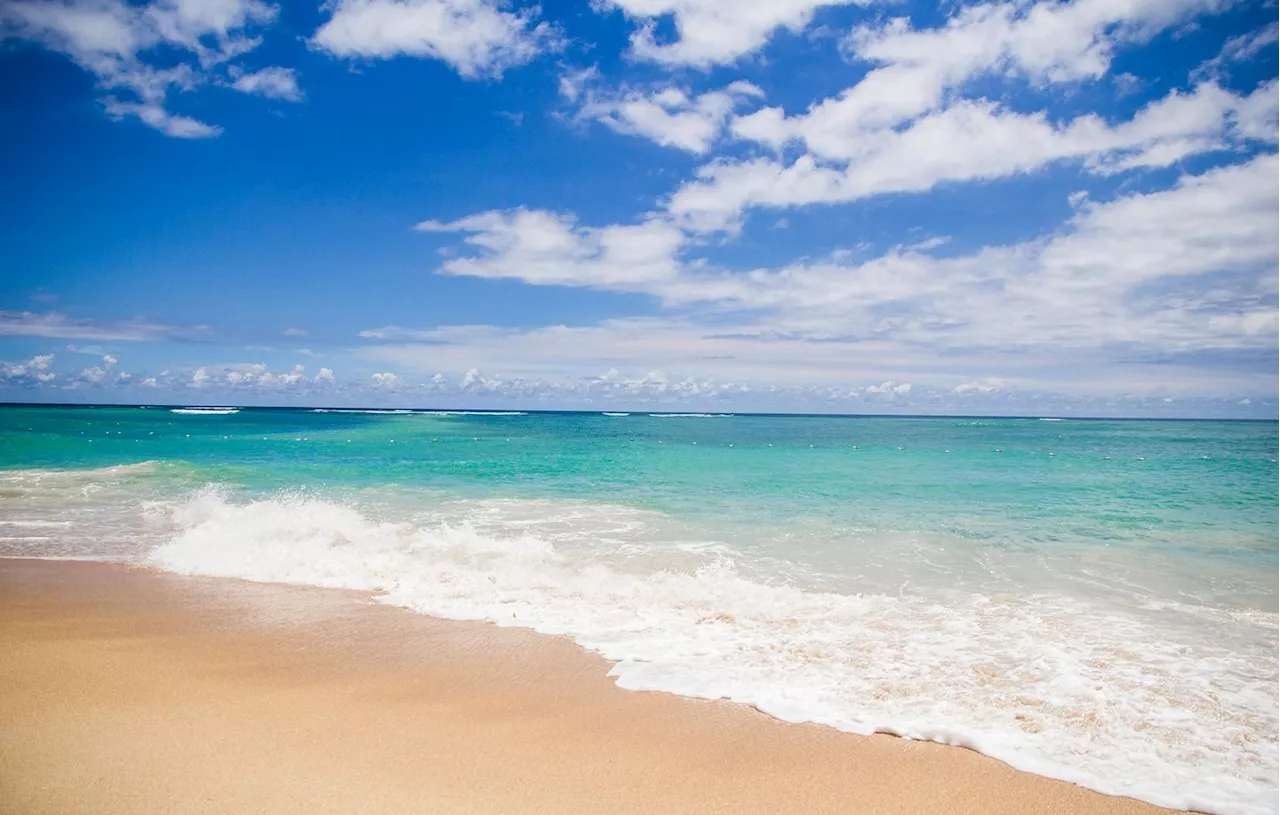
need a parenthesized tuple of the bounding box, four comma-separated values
(1, 405, 1276, 814)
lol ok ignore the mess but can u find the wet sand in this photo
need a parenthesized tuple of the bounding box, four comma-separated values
(0, 558, 1173, 815)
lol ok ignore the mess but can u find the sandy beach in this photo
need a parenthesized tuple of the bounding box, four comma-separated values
(0, 558, 1177, 815)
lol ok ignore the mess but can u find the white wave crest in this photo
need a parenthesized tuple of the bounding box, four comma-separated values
(0, 461, 161, 483)
(648, 413, 734, 418)
(310, 408, 414, 414)
(602, 412, 631, 417)
(148, 492, 1278, 815)
(414, 411, 528, 416)
(171, 407, 240, 415)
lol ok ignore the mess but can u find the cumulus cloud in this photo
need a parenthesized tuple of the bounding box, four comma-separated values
(953, 379, 1007, 395)
(181, 363, 335, 391)
(603, 0, 871, 68)
(864, 381, 912, 396)
(571, 79, 765, 154)
(312, 0, 560, 78)
(416, 208, 686, 289)
(0, 0, 279, 135)
(0, 354, 57, 385)
(0, 351, 1266, 416)
(78, 366, 109, 383)
(410, 154, 1277, 397)
(190, 367, 212, 387)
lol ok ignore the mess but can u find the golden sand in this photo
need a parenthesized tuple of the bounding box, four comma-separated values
(0, 559, 1173, 814)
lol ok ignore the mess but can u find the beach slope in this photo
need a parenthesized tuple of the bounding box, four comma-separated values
(0, 559, 1173, 815)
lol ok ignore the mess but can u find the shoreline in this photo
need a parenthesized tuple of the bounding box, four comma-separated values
(1, 558, 1177, 814)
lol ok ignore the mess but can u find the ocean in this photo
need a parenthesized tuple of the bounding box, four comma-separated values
(1, 404, 1276, 814)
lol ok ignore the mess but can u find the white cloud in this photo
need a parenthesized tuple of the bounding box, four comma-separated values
(0, 354, 57, 385)
(557, 64, 599, 104)
(416, 208, 686, 289)
(0, 349, 1266, 415)
(0, 0, 277, 135)
(409, 154, 1277, 397)
(190, 367, 212, 387)
(1229, 79, 1279, 144)
(283, 327, 309, 336)
(694, 155, 1279, 354)
(104, 99, 223, 138)
(229, 65, 301, 101)
(604, 0, 870, 68)
(0, 311, 178, 341)
(312, 0, 559, 78)
(910, 236, 950, 252)
(776, 0, 1228, 149)
(953, 379, 1007, 395)
(864, 381, 912, 396)
(1218, 23, 1280, 62)
(674, 81, 1275, 231)
(573, 80, 764, 154)
(182, 363, 336, 391)
(1195, 22, 1279, 81)
(647, 0, 1249, 232)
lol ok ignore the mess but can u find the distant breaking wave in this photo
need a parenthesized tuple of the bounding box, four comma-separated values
(307, 409, 527, 417)
(602, 412, 630, 417)
(649, 413, 734, 418)
(414, 411, 527, 417)
(171, 407, 240, 415)
(310, 409, 414, 415)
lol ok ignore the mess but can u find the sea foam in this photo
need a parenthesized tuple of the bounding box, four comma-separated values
(649, 413, 734, 418)
(310, 409, 414, 414)
(148, 491, 1279, 815)
(413, 411, 528, 416)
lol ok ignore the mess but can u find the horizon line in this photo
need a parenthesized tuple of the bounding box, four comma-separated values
(0, 400, 1274, 423)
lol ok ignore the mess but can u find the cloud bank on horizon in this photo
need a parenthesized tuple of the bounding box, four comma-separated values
(0, 0, 1276, 417)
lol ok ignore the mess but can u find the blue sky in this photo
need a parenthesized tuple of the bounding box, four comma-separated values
(0, 0, 1276, 417)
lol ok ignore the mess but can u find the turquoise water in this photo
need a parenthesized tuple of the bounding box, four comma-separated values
(1, 405, 1277, 814)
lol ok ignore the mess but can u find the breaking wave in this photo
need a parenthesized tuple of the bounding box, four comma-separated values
(146, 491, 1278, 815)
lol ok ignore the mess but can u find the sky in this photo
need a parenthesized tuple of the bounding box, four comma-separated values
(0, 0, 1276, 417)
